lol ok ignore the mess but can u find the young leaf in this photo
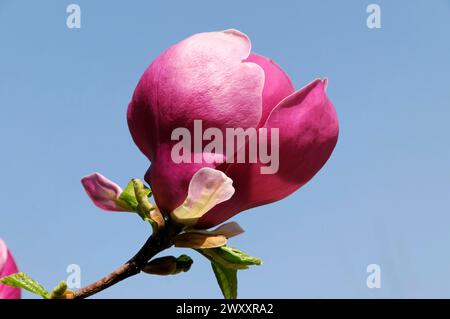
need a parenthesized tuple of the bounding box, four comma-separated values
(133, 179, 155, 220)
(217, 246, 262, 266)
(0, 272, 49, 299)
(50, 281, 68, 299)
(211, 262, 237, 299)
(198, 249, 248, 270)
(199, 246, 262, 270)
(118, 179, 152, 211)
(118, 181, 139, 210)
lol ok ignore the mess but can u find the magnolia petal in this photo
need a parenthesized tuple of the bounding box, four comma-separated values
(212, 222, 245, 238)
(81, 173, 131, 212)
(197, 79, 339, 228)
(128, 29, 264, 162)
(174, 233, 227, 249)
(145, 148, 221, 216)
(171, 168, 235, 226)
(245, 53, 295, 127)
(186, 222, 245, 239)
(0, 240, 21, 299)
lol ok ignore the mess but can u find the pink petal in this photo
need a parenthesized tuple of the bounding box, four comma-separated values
(245, 53, 295, 126)
(197, 79, 339, 228)
(145, 144, 223, 215)
(184, 168, 234, 211)
(128, 29, 264, 162)
(0, 240, 21, 299)
(81, 173, 129, 212)
(171, 168, 235, 226)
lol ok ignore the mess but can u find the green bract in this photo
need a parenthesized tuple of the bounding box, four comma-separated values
(211, 262, 237, 299)
(197, 246, 262, 299)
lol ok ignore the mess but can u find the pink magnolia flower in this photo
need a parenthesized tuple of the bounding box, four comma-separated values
(0, 240, 21, 299)
(128, 29, 339, 229)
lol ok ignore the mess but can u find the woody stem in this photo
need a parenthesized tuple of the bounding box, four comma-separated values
(72, 223, 180, 299)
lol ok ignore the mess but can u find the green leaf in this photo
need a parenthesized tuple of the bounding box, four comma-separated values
(199, 246, 262, 270)
(118, 180, 152, 212)
(199, 249, 247, 270)
(211, 262, 237, 299)
(50, 281, 68, 299)
(199, 246, 261, 299)
(133, 179, 155, 220)
(118, 181, 139, 210)
(217, 246, 262, 266)
(0, 272, 49, 299)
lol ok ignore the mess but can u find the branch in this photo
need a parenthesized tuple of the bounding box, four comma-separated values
(72, 224, 180, 299)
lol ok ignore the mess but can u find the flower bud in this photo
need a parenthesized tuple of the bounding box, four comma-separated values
(81, 173, 132, 212)
(142, 255, 193, 276)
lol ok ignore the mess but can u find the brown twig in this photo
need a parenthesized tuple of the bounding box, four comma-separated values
(72, 223, 181, 299)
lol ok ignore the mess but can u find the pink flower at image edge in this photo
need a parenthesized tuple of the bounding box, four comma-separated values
(0, 240, 21, 299)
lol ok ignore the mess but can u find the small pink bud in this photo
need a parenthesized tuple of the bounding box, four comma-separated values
(81, 173, 131, 212)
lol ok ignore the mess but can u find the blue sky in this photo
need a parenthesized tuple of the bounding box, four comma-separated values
(1, 0, 450, 298)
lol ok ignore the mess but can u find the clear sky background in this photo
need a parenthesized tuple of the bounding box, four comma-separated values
(1, 0, 449, 298)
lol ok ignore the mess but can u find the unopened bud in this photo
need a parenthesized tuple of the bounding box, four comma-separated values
(173, 254, 194, 274)
(50, 281, 68, 299)
(142, 255, 193, 276)
(143, 256, 177, 276)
